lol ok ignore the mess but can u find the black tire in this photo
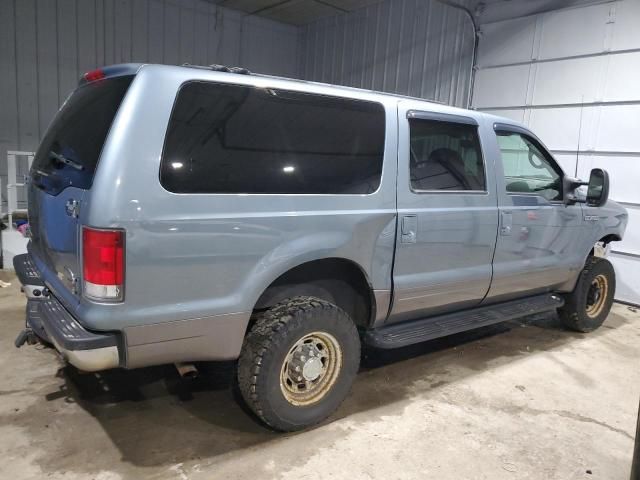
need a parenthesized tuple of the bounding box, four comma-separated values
(559, 256, 616, 332)
(237, 296, 360, 431)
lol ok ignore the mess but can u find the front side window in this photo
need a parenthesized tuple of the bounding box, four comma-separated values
(496, 131, 563, 201)
(161, 82, 386, 194)
(409, 119, 486, 192)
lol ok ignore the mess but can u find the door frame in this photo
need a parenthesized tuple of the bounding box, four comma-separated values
(484, 121, 585, 303)
(387, 102, 500, 324)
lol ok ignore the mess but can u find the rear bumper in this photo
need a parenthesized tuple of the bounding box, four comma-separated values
(13, 254, 121, 371)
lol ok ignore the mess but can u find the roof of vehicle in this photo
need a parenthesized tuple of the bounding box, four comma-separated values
(187, 64, 482, 115)
(94, 63, 525, 130)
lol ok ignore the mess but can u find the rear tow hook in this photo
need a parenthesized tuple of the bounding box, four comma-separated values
(15, 328, 38, 348)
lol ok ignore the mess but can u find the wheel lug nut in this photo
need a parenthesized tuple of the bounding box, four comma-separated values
(295, 366, 300, 372)
(300, 356, 306, 361)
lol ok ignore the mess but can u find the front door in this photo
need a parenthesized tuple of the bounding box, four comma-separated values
(485, 124, 584, 303)
(388, 103, 499, 324)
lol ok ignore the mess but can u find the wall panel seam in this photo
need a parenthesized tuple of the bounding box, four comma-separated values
(478, 47, 640, 70)
(479, 100, 640, 110)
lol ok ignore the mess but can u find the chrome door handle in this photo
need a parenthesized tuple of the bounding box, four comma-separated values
(401, 215, 417, 243)
(500, 211, 512, 235)
(65, 199, 79, 218)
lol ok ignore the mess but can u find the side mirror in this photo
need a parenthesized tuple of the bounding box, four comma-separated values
(586, 168, 609, 207)
(563, 168, 610, 206)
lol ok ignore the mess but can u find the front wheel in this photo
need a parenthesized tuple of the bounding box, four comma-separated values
(559, 256, 616, 332)
(237, 296, 360, 431)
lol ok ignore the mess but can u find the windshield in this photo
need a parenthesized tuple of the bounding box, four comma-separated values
(31, 75, 133, 195)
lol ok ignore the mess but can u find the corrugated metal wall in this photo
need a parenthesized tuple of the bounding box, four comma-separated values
(298, 0, 475, 107)
(472, 0, 640, 305)
(0, 0, 300, 210)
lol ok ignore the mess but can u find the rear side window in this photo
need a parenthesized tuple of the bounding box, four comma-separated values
(31, 76, 133, 195)
(409, 119, 486, 192)
(160, 82, 386, 194)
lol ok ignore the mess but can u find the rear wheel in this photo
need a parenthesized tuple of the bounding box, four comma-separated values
(237, 296, 360, 431)
(559, 256, 615, 332)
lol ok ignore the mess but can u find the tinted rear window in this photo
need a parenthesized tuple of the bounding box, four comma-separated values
(31, 75, 133, 195)
(409, 119, 486, 192)
(160, 81, 386, 194)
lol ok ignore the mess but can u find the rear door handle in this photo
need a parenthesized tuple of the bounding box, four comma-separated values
(500, 211, 512, 235)
(401, 215, 417, 243)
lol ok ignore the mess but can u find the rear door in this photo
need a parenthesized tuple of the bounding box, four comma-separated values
(388, 103, 499, 323)
(484, 124, 583, 302)
(28, 74, 133, 300)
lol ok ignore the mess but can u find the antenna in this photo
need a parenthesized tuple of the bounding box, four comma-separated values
(575, 94, 584, 178)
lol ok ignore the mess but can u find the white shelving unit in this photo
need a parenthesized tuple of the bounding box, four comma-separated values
(2, 150, 34, 270)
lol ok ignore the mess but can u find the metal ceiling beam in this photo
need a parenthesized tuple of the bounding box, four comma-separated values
(212, 0, 376, 23)
(314, 0, 349, 13)
(235, 0, 349, 17)
(248, 0, 295, 16)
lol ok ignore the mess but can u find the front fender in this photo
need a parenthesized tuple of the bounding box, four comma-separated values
(582, 200, 628, 259)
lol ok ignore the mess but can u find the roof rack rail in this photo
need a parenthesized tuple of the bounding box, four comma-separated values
(182, 63, 251, 75)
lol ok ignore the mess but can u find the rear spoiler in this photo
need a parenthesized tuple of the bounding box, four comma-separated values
(78, 63, 143, 86)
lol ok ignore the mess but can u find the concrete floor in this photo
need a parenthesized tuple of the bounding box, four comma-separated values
(0, 271, 638, 480)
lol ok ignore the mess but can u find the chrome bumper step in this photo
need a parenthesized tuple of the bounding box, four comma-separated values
(14, 253, 121, 371)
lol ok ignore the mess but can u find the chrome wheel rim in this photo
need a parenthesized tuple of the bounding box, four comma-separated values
(586, 274, 608, 318)
(280, 331, 342, 406)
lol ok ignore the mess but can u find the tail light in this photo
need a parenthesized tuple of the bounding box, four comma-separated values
(82, 227, 124, 302)
(83, 68, 105, 83)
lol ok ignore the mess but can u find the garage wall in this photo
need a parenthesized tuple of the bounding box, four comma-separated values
(472, 0, 640, 304)
(299, 0, 475, 107)
(0, 0, 300, 211)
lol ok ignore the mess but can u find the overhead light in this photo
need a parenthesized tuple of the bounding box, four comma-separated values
(171, 162, 183, 169)
(283, 166, 295, 173)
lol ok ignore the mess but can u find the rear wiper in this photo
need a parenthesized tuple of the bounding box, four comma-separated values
(49, 151, 84, 171)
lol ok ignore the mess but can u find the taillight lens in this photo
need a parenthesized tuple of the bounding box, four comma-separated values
(83, 68, 105, 83)
(82, 227, 124, 302)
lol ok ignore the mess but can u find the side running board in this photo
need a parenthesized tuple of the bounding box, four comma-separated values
(364, 293, 564, 349)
